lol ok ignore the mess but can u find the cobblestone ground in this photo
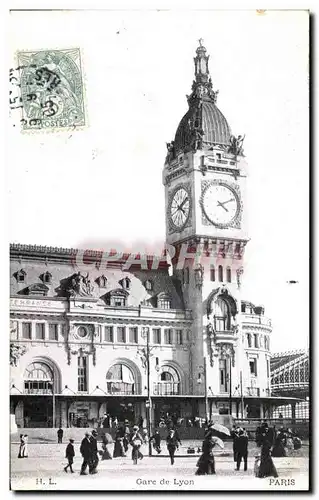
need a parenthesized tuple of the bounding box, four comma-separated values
(10, 443, 309, 492)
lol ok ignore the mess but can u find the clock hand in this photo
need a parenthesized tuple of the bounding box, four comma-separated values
(179, 197, 189, 210)
(217, 201, 229, 212)
(222, 198, 235, 205)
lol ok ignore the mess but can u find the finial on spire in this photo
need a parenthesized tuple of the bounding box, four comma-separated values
(198, 38, 204, 47)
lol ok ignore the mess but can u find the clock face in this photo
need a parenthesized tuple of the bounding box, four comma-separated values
(202, 183, 239, 226)
(170, 187, 190, 229)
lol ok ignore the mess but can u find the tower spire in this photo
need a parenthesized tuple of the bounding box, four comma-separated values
(187, 40, 218, 106)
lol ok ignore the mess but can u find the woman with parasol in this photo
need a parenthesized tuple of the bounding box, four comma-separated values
(195, 422, 224, 475)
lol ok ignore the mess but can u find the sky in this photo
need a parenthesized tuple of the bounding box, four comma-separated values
(8, 9, 309, 353)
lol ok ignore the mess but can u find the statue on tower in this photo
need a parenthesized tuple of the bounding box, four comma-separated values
(228, 135, 245, 156)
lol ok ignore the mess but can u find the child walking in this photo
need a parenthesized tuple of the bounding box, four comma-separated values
(64, 438, 75, 473)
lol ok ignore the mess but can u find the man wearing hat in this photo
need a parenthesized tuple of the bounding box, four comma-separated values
(123, 419, 130, 453)
(89, 430, 99, 474)
(235, 428, 249, 471)
(80, 431, 91, 475)
(130, 425, 144, 464)
(64, 438, 75, 473)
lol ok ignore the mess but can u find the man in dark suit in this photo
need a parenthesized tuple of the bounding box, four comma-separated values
(89, 430, 99, 474)
(80, 432, 91, 475)
(236, 428, 249, 471)
(166, 428, 181, 465)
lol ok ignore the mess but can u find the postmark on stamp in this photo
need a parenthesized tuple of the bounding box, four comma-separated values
(16, 48, 85, 131)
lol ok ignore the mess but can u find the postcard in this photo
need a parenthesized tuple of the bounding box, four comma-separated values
(8, 8, 309, 492)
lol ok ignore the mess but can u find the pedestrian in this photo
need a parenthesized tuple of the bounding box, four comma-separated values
(231, 425, 239, 462)
(166, 428, 181, 465)
(80, 431, 91, 475)
(123, 419, 130, 453)
(18, 434, 26, 458)
(64, 438, 75, 473)
(57, 427, 64, 444)
(235, 429, 248, 471)
(272, 428, 287, 457)
(150, 430, 162, 454)
(257, 423, 278, 478)
(113, 416, 118, 428)
(195, 433, 216, 475)
(89, 430, 99, 474)
(113, 427, 126, 458)
(101, 433, 112, 460)
(23, 435, 29, 457)
(130, 425, 144, 464)
(138, 416, 144, 428)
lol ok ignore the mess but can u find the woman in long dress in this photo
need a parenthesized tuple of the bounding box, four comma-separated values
(272, 429, 287, 458)
(18, 434, 25, 458)
(195, 433, 216, 475)
(113, 428, 126, 458)
(257, 425, 278, 478)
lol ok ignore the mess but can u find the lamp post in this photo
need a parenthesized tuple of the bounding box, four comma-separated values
(228, 355, 232, 418)
(141, 327, 152, 457)
(197, 358, 209, 422)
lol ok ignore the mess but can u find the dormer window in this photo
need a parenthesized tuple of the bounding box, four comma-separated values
(96, 275, 108, 288)
(42, 271, 52, 284)
(119, 277, 131, 290)
(105, 289, 129, 307)
(157, 292, 171, 309)
(144, 279, 153, 292)
(16, 269, 26, 283)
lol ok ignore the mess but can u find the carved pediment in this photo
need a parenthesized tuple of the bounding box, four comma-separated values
(59, 272, 95, 297)
(18, 283, 49, 296)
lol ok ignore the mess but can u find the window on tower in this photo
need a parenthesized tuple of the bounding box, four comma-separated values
(210, 266, 215, 282)
(218, 265, 223, 282)
(213, 297, 231, 332)
(226, 267, 231, 283)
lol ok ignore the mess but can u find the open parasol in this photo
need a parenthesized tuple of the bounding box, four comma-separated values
(211, 423, 231, 436)
(211, 436, 224, 449)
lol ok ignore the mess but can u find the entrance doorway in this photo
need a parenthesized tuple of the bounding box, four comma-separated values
(24, 398, 53, 427)
(247, 404, 261, 418)
(106, 400, 135, 425)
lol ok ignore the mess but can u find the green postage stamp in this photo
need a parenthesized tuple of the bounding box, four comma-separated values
(17, 48, 85, 131)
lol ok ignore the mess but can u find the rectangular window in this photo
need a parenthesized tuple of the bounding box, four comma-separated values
(48, 324, 58, 341)
(117, 327, 126, 343)
(22, 322, 32, 339)
(105, 326, 114, 343)
(254, 334, 259, 348)
(176, 329, 183, 345)
(35, 323, 45, 340)
(267, 359, 270, 378)
(164, 329, 172, 344)
(78, 357, 87, 392)
(129, 327, 138, 344)
(153, 328, 161, 344)
(249, 359, 257, 377)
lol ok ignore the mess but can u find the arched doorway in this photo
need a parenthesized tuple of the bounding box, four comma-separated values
(105, 362, 138, 425)
(23, 361, 54, 427)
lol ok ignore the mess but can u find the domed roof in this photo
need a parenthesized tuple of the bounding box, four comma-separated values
(174, 101, 231, 153)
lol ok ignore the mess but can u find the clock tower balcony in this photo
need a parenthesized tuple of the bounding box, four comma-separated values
(213, 330, 238, 346)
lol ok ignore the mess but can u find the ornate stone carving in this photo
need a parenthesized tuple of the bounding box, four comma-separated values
(165, 141, 176, 162)
(236, 267, 244, 289)
(10, 343, 27, 367)
(66, 272, 95, 297)
(228, 135, 245, 156)
(194, 263, 204, 288)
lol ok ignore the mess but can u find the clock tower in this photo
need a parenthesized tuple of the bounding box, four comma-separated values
(163, 40, 249, 413)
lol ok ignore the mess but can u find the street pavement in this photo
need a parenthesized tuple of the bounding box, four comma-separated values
(10, 442, 309, 492)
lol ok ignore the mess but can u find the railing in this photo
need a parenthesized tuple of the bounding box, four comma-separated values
(242, 314, 272, 327)
(153, 382, 180, 396)
(106, 382, 135, 395)
(24, 389, 53, 395)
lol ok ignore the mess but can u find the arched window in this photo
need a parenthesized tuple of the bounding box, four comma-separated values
(155, 365, 180, 395)
(218, 265, 223, 282)
(247, 333, 252, 348)
(16, 269, 26, 283)
(210, 266, 215, 282)
(119, 277, 131, 290)
(24, 362, 53, 394)
(226, 267, 231, 283)
(106, 364, 135, 395)
(213, 297, 231, 332)
(157, 293, 171, 309)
